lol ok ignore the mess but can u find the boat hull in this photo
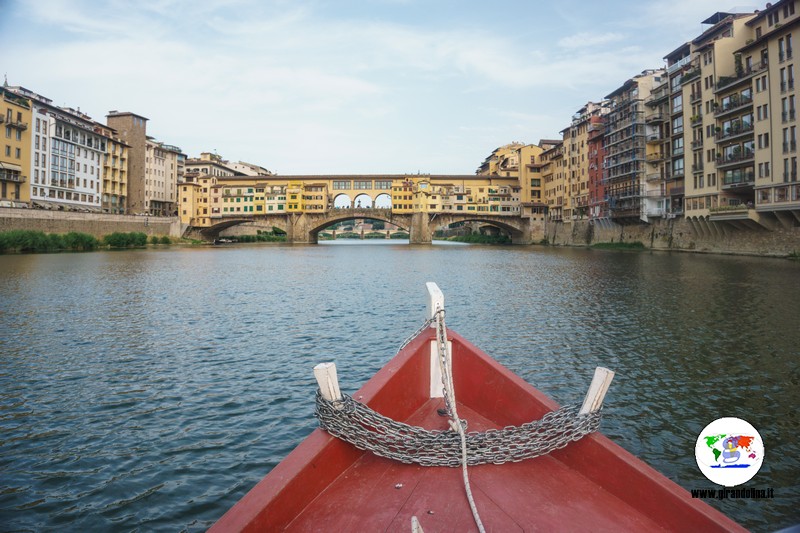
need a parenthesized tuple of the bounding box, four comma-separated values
(211, 328, 744, 532)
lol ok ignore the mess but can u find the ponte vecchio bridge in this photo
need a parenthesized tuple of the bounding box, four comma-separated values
(180, 174, 547, 244)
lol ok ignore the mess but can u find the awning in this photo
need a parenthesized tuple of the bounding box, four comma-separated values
(32, 199, 101, 212)
(0, 161, 23, 171)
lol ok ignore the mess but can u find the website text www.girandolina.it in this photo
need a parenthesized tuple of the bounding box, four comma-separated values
(691, 487, 774, 500)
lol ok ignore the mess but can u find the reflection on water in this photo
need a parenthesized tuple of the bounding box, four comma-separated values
(0, 243, 798, 531)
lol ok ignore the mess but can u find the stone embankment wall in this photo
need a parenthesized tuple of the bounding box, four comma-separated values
(2, 208, 798, 255)
(547, 218, 800, 256)
(0, 208, 181, 238)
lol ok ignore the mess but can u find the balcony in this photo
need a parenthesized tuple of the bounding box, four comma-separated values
(690, 91, 702, 104)
(646, 173, 662, 182)
(780, 79, 796, 93)
(646, 133, 662, 144)
(0, 172, 26, 183)
(782, 141, 798, 153)
(692, 139, 704, 150)
(645, 112, 665, 123)
(680, 68, 701, 85)
(715, 61, 768, 93)
(667, 55, 693, 75)
(646, 152, 666, 163)
(716, 150, 755, 169)
(713, 96, 754, 118)
(782, 110, 797, 123)
(670, 186, 685, 196)
(6, 118, 28, 131)
(690, 114, 703, 128)
(715, 122, 754, 143)
(645, 85, 670, 107)
(692, 163, 704, 174)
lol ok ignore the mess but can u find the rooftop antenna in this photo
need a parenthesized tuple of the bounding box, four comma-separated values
(3, 74, 7, 87)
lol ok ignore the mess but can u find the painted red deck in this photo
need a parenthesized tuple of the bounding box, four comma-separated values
(211, 328, 746, 532)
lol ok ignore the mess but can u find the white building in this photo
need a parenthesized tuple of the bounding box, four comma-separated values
(228, 160, 272, 176)
(10, 87, 105, 211)
(145, 139, 182, 216)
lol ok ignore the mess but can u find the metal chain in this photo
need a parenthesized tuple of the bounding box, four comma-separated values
(315, 315, 602, 466)
(315, 387, 601, 466)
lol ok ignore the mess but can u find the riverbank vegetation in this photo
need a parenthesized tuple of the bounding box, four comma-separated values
(103, 232, 149, 248)
(0, 230, 174, 253)
(0, 230, 99, 253)
(235, 231, 286, 243)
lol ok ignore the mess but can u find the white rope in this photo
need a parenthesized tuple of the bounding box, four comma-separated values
(435, 310, 486, 533)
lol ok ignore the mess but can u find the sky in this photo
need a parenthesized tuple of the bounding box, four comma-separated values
(0, 0, 760, 175)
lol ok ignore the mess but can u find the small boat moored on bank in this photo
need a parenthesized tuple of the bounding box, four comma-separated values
(211, 283, 745, 532)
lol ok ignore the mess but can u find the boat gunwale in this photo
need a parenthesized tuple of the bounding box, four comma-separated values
(210, 327, 745, 532)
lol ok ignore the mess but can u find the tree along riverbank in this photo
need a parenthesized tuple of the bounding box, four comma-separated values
(0, 230, 175, 253)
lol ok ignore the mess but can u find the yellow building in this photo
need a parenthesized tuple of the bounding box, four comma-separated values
(94, 123, 130, 214)
(542, 142, 566, 221)
(286, 180, 303, 212)
(302, 183, 327, 211)
(179, 180, 203, 225)
(392, 178, 415, 212)
(1, 87, 32, 205)
(476, 143, 524, 176)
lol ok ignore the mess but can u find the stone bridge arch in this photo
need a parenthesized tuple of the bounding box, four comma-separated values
(433, 214, 531, 244)
(307, 209, 412, 241)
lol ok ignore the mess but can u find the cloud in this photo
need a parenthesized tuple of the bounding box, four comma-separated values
(8, 0, 768, 174)
(558, 32, 626, 50)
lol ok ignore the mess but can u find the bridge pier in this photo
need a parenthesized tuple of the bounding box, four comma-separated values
(409, 212, 432, 244)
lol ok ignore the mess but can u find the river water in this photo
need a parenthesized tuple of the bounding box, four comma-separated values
(0, 241, 798, 532)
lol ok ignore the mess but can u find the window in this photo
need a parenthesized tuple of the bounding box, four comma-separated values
(672, 94, 683, 113)
(768, 11, 779, 26)
(673, 137, 684, 155)
(672, 116, 683, 135)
